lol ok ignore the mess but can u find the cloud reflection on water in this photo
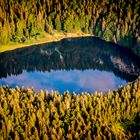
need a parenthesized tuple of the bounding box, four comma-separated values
(0, 69, 127, 93)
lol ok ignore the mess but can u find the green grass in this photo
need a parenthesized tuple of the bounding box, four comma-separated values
(0, 78, 140, 139)
(0, 31, 92, 53)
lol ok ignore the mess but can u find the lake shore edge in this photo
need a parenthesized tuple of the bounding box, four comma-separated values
(0, 32, 93, 53)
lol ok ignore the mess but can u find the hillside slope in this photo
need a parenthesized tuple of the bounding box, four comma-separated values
(0, 0, 140, 55)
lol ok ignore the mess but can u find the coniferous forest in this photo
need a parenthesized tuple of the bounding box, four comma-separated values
(0, 0, 140, 139)
(0, 0, 140, 55)
(0, 78, 140, 139)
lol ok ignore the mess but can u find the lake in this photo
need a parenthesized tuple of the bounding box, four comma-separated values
(0, 37, 140, 93)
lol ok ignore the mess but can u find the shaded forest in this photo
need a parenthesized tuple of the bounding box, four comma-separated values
(0, 0, 140, 55)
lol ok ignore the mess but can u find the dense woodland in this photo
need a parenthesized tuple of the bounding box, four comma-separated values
(0, 1, 140, 139)
(0, 78, 140, 139)
(0, 0, 140, 55)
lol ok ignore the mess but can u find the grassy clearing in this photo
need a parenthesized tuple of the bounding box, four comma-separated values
(0, 32, 92, 53)
(0, 78, 140, 139)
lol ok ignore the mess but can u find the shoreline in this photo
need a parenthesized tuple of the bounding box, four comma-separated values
(0, 32, 93, 53)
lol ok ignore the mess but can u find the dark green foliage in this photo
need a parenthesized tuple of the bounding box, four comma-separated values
(0, 0, 140, 55)
(0, 78, 140, 139)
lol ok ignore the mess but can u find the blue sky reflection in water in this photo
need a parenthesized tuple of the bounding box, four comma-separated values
(0, 70, 127, 93)
(0, 37, 140, 93)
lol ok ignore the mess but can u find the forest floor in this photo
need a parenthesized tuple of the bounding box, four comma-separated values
(0, 31, 93, 53)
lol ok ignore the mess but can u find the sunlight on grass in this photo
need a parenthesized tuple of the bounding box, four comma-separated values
(0, 32, 92, 53)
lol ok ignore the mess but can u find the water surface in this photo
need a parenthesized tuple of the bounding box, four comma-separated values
(0, 37, 140, 93)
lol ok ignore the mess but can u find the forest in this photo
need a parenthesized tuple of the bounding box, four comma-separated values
(0, 1, 140, 139)
(0, 0, 140, 55)
(0, 77, 140, 139)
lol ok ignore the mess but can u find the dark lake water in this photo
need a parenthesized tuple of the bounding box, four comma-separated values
(0, 37, 140, 93)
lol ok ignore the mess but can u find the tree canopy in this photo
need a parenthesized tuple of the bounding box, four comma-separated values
(0, 0, 140, 54)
